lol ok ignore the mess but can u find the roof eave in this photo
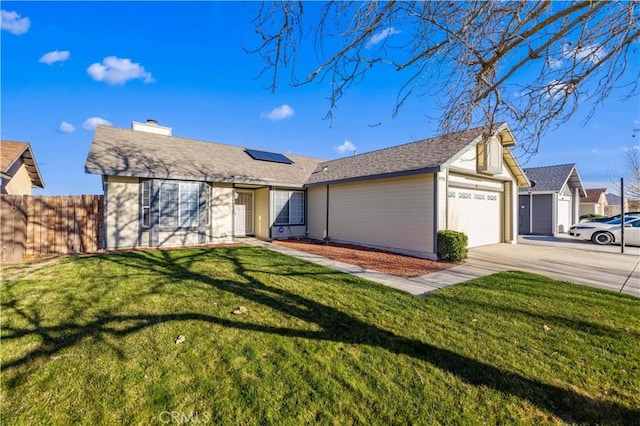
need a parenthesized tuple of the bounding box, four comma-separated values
(86, 167, 306, 188)
(304, 166, 441, 187)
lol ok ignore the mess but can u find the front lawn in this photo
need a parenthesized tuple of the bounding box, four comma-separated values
(1, 246, 638, 424)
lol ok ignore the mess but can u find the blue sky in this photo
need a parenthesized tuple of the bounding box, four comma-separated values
(2, 2, 638, 195)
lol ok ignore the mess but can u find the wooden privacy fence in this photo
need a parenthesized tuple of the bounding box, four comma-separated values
(1, 195, 104, 262)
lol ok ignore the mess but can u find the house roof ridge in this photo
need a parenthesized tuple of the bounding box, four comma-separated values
(95, 125, 325, 162)
(317, 124, 494, 166)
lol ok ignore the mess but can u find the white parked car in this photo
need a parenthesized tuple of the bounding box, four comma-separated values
(569, 217, 640, 245)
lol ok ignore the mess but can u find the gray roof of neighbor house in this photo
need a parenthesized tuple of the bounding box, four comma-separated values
(519, 163, 586, 196)
(605, 193, 622, 205)
(1, 140, 45, 188)
(305, 124, 517, 186)
(85, 126, 324, 187)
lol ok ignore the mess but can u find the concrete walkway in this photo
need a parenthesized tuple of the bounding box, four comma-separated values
(244, 239, 640, 298)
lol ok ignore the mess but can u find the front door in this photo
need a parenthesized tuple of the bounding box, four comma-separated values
(234, 192, 254, 236)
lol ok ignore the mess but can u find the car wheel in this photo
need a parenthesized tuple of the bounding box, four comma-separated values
(592, 232, 614, 245)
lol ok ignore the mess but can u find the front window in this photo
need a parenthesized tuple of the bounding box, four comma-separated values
(274, 190, 304, 225)
(141, 180, 151, 228)
(159, 182, 199, 228)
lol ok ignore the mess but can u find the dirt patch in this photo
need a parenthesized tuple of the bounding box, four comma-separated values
(272, 238, 455, 277)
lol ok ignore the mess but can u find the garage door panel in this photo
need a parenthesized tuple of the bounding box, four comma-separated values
(448, 188, 502, 247)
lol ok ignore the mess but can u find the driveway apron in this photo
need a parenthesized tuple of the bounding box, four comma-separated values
(461, 243, 640, 297)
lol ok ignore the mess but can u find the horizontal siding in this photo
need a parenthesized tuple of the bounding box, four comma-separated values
(254, 188, 269, 240)
(328, 174, 434, 256)
(448, 173, 503, 191)
(307, 185, 327, 240)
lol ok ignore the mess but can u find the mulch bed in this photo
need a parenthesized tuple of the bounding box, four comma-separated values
(271, 238, 454, 277)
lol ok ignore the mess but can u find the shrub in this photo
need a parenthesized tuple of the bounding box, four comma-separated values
(579, 213, 604, 221)
(437, 230, 468, 262)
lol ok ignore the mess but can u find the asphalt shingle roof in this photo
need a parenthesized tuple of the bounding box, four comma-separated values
(86, 123, 528, 188)
(1, 140, 44, 188)
(85, 126, 324, 187)
(305, 125, 494, 185)
(582, 188, 606, 203)
(519, 163, 580, 194)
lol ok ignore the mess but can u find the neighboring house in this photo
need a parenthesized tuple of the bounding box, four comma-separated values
(85, 120, 530, 259)
(580, 188, 608, 217)
(604, 193, 628, 216)
(1, 141, 45, 195)
(518, 164, 586, 235)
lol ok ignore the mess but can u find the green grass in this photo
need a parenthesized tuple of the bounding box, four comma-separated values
(1, 246, 639, 425)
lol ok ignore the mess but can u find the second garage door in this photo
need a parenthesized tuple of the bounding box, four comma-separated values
(447, 187, 502, 247)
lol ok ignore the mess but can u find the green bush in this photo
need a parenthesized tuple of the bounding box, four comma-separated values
(437, 230, 468, 262)
(579, 213, 604, 221)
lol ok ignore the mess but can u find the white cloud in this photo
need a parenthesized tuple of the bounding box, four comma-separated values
(87, 56, 155, 85)
(366, 27, 401, 49)
(544, 79, 574, 100)
(1, 10, 30, 35)
(58, 121, 75, 134)
(82, 117, 112, 130)
(547, 57, 563, 69)
(335, 140, 357, 155)
(562, 43, 606, 64)
(39, 50, 70, 65)
(262, 104, 294, 121)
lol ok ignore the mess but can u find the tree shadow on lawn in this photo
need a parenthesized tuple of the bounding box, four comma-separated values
(2, 247, 637, 423)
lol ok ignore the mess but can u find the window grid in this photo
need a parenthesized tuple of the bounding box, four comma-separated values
(159, 182, 199, 228)
(274, 190, 304, 225)
(141, 180, 151, 228)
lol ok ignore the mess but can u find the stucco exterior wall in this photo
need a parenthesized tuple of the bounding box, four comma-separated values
(211, 183, 233, 243)
(3, 163, 33, 195)
(105, 175, 140, 249)
(326, 174, 435, 258)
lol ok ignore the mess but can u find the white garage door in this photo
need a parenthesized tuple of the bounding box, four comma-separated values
(447, 188, 502, 247)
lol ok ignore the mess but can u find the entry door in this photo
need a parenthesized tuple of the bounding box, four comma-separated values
(519, 196, 531, 235)
(234, 192, 254, 236)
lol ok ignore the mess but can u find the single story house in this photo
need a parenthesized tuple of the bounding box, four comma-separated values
(85, 120, 530, 259)
(579, 188, 608, 217)
(518, 164, 586, 235)
(1, 141, 45, 195)
(604, 193, 628, 216)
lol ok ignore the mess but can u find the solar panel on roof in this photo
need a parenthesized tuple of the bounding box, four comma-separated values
(245, 149, 293, 164)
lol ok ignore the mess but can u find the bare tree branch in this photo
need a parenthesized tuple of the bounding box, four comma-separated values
(248, 1, 640, 156)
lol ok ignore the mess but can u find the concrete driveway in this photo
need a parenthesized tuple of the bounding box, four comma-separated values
(518, 234, 640, 256)
(454, 243, 640, 297)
